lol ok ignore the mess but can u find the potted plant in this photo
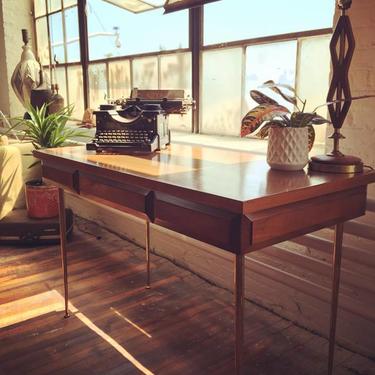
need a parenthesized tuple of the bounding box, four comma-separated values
(13, 104, 87, 218)
(241, 80, 331, 171)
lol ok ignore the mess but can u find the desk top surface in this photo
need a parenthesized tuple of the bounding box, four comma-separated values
(35, 144, 375, 213)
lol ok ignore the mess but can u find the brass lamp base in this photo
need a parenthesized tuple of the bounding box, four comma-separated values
(309, 154, 363, 174)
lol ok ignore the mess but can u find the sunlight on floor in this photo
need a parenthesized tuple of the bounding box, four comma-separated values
(110, 306, 152, 338)
(0, 290, 154, 375)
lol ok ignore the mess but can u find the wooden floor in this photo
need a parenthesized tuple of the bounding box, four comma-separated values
(0, 219, 374, 375)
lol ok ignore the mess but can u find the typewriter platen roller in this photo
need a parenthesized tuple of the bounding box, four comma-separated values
(86, 103, 170, 154)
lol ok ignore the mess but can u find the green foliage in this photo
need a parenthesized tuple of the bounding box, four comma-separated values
(13, 104, 88, 149)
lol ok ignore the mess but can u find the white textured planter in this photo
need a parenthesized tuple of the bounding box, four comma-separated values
(267, 127, 309, 171)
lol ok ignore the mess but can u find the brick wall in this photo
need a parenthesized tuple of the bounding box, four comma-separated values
(0, 0, 34, 117)
(327, 1, 375, 198)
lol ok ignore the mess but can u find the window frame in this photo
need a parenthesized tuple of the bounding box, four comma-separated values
(33, 1, 333, 134)
(34, 1, 82, 113)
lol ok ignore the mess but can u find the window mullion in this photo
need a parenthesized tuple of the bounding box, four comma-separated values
(77, 0, 89, 109)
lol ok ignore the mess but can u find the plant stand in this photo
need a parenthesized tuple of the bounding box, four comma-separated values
(0, 208, 73, 246)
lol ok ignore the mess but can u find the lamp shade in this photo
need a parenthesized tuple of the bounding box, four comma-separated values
(164, 0, 220, 13)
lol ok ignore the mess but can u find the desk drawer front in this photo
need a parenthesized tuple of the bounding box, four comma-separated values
(42, 165, 78, 192)
(79, 173, 152, 216)
(154, 192, 241, 252)
(247, 186, 367, 251)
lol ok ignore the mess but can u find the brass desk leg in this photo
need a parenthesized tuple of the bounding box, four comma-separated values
(234, 254, 245, 375)
(58, 188, 70, 318)
(328, 222, 344, 375)
(145, 219, 151, 289)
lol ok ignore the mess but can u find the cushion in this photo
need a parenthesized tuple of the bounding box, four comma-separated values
(0, 145, 23, 220)
(12, 142, 42, 209)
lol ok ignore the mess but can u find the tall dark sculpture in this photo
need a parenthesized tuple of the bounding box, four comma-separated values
(309, 0, 363, 173)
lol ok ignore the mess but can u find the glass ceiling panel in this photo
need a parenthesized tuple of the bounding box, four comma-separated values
(102, 0, 164, 13)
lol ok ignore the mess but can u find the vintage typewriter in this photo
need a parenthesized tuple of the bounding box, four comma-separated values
(87, 89, 192, 154)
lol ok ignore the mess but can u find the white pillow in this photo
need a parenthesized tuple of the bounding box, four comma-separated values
(0, 145, 23, 219)
(11, 142, 42, 209)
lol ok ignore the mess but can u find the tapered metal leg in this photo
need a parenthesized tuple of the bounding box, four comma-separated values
(145, 219, 151, 289)
(58, 188, 70, 318)
(234, 254, 245, 375)
(328, 222, 344, 375)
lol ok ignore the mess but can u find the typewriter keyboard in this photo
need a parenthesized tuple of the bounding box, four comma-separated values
(95, 129, 154, 145)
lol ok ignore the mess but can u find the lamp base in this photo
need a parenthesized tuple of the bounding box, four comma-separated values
(309, 154, 363, 174)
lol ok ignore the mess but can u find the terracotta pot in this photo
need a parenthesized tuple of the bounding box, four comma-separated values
(267, 127, 309, 171)
(25, 179, 59, 218)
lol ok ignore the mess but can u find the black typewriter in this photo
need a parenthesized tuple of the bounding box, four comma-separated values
(86, 89, 192, 154)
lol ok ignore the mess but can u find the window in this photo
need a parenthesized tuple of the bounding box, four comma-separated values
(204, 0, 335, 46)
(34, 0, 83, 118)
(33, 0, 334, 140)
(245, 41, 297, 111)
(87, 0, 189, 61)
(201, 0, 335, 141)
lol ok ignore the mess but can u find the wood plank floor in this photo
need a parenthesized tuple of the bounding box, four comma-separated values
(0, 218, 374, 375)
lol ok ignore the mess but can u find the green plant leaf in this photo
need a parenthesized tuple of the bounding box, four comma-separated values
(307, 125, 315, 152)
(312, 94, 375, 112)
(261, 80, 297, 106)
(241, 105, 289, 137)
(256, 121, 285, 139)
(311, 114, 331, 125)
(290, 112, 316, 127)
(11, 103, 88, 149)
(250, 90, 279, 106)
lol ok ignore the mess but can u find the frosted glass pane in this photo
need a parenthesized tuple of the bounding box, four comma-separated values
(160, 52, 192, 132)
(108, 60, 131, 100)
(65, 7, 80, 62)
(160, 53, 191, 92)
(201, 48, 242, 136)
(297, 36, 331, 144)
(49, 13, 65, 63)
(54, 67, 67, 105)
(89, 64, 108, 110)
(34, 0, 46, 17)
(133, 57, 158, 89)
(36, 17, 50, 65)
(48, 0, 62, 12)
(64, 0, 77, 7)
(204, 0, 335, 46)
(67, 66, 84, 119)
(245, 41, 297, 113)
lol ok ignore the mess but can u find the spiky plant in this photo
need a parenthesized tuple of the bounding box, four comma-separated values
(14, 103, 88, 149)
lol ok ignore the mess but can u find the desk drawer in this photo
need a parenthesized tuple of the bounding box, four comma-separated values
(79, 173, 152, 216)
(247, 185, 367, 251)
(154, 192, 241, 252)
(42, 164, 78, 192)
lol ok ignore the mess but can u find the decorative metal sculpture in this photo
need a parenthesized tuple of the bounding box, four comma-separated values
(309, 0, 363, 173)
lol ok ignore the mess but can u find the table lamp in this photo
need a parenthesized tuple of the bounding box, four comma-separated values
(309, 0, 364, 173)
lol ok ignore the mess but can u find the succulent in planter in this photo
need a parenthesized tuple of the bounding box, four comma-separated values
(241, 80, 331, 151)
(241, 80, 331, 171)
(11, 103, 88, 218)
(241, 80, 375, 171)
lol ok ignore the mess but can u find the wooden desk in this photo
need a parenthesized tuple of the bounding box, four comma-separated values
(35, 144, 375, 374)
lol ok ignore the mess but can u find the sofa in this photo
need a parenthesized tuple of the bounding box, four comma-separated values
(0, 138, 40, 220)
